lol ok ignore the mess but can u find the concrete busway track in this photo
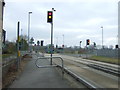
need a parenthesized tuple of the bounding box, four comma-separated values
(59, 54, 120, 76)
(45, 54, 119, 88)
(60, 54, 119, 71)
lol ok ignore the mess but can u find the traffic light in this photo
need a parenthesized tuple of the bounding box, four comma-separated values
(56, 45, 58, 48)
(115, 45, 118, 49)
(86, 39, 90, 45)
(41, 40, 44, 46)
(47, 11, 53, 23)
(62, 45, 64, 48)
(93, 42, 96, 47)
(37, 41, 40, 46)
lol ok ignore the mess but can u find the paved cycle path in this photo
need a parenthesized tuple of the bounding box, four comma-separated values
(9, 53, 71, 88)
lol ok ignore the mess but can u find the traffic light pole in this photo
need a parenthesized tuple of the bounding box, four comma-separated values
(50, 22, 53, 65)
(17, 21, 20, 71)
(47, 8, 56, 65)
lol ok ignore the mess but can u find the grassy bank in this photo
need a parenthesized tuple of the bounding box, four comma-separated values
(2, 54, 32, 88)
(2, 54, 14, 58)
(88, 56, 119, 64)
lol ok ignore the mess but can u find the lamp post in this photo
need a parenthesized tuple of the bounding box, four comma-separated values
(79, 41, 82, 57)
(21, 29, 22, 36)
(80, 41, 82, 48)
(101, 26, 103, 49)
(63, 34, 64, 48)
(28, 12, 32, 52)
(56, 37, 58, 48)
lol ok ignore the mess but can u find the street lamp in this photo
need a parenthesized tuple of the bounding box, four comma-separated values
(80, 41, 82, 48)
(52, 8, 56, 12)
(56, 37, 58, 48)
(28, 12, 32, 51)
(63, 34, 64, 48)
(21, 29, 23, 36)
(101, 26, 103, 49)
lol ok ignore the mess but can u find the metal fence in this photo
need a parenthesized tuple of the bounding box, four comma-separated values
(95, 49, 119, 58)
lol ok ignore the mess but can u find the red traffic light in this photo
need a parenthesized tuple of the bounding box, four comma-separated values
(49, 12, 52, 15)
(88, 40, 90, 43)
(87, 39, 90, 45)
(47, 11, 53, 23)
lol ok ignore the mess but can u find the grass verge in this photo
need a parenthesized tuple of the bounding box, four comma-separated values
(2, 54, 32, 88)
(2, 54, 13, 58)
(87, 56, 119, 65)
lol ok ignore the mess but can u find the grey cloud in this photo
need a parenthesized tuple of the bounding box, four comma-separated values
(3, 1, 118, 46)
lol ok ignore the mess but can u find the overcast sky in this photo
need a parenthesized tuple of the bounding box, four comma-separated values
(3, 0, 119, 47)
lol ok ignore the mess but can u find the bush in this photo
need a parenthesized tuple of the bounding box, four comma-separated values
(2, 41, 16, 54)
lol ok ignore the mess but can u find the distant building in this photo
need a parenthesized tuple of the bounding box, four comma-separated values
(118, 1, 120, 48)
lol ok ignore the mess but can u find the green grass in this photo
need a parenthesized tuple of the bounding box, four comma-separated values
(88, 56, 119, 64)
(2, 54, 13, 58)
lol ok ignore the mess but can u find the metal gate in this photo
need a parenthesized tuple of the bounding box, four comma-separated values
(35, 57, 64, 76)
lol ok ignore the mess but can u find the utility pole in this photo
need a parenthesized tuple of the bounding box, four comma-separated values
(80, 41, 82, 48)
(101, 26, 103, 49)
